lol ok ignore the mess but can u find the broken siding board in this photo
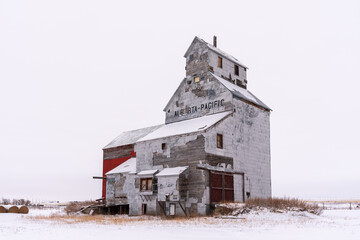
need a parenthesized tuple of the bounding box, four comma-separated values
(205, 153, 233, 167)
(103, 144, 134, 160)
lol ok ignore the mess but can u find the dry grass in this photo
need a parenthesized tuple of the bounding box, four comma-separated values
(64, 201, 97, 215)
(245, 197, 322, 215)
(27, 213, 318, 228)
(213, 205, 236, 216)
(29, 214, 153, 224)
(27, 214, 245, 226)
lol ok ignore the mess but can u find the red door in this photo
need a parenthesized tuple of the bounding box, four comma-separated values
(210, 172, 234, 203)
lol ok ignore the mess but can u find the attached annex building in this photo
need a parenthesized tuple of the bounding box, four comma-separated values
(100, 36, 271, 216)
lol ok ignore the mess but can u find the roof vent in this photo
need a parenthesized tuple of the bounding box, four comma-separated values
(213, 36, 217, 48)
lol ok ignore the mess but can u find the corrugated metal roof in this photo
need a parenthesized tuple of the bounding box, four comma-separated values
(105, 157, 136, 175)
(103, 125, 163, 149)
(211, 73, 271, 111)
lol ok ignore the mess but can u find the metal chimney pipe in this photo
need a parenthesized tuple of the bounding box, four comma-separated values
(213, 36, 217, 47)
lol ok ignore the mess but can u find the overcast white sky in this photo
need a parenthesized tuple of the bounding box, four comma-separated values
(1, 0, 360, 202)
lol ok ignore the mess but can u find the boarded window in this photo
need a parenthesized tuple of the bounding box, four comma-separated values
(140, 178, 153, 191)
(234, 65, 239, 76)
(217, 134, 223, 149)
(194, 76, 200, 83)
(218, 56, 222, 68)
(147, 178, 152, 190)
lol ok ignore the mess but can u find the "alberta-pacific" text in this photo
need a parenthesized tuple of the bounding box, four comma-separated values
(174, 99, 224, 117)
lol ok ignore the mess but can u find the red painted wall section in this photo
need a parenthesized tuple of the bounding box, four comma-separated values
(102, 150, 136, 198)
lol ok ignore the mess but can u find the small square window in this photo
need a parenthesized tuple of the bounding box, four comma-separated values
(162, 143, 166, 150)
(217, 134, 223, 149)
(140, 178, 153, 191)
(234, 65, 239, 76)
(194, 76, 200, 83)
(218, 56, 223, 68)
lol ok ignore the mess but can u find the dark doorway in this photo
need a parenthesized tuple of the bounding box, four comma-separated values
(119, 205, 129, 214)
(142, 204, 147, 215)
(108, 205, 120, 215)
(108, 205, 129, 215)
(210, 171, 234, 203)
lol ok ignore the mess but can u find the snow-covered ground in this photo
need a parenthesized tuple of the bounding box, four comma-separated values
(0, 207, 359, 240)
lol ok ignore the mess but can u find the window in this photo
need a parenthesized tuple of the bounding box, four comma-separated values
(194, 76, 200, 83)
(234, 65, 239, 76)
(189, 54, 193, 62)
(162, 143, 166, 150)
(140, 178, 153, 191)
(217, 134, 223, 149)
(218, 56, 222, 68)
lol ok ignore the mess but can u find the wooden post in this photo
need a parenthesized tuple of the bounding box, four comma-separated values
(178, 201, 187, 217)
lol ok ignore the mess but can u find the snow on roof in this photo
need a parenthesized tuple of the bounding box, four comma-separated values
(137, 169, 159, 176)
(156, 166, 188, 177)
(103, 125, 163, 149)
(138, 111, 232, 142)
(206, 42, 248, 69)
(211, 73, 271, 111)
(184, 37, 247, 69)
(105, 157, 136, 175)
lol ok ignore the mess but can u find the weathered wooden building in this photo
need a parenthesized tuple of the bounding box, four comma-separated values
(100, 36, 271, 216)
